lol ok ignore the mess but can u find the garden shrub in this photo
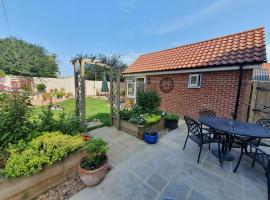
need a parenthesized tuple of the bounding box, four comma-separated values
(38, 102, 84, 135)
(165, 113, 180, 121)
(144, 114, 161, 124)
(57, 112, 84, 135)
(36, 83, 46, 92)
(80, 137, 108, 170)
(136, 91, 161, 112)
(4, 132, 84, 177)
(128, 114, 145, 125)
(0, 69, 5, 78)
(0, 87, 33, 149)
(38, 101, 56, 132)
(119, 108, 133, 120)
(42, 92, 52, 101)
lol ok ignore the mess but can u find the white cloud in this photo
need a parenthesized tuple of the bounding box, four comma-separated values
(121, 51, 141, 65)
(118, 0, 136, 13)
(156, 0, 234, 35)
(266, 44, 270, 61)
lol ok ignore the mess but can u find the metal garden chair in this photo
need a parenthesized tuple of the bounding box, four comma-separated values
(183, 116, 216, 163)
(233, 143, 270, 200)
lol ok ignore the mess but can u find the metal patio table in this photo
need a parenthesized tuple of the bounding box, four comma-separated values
(199, 116, 270, 161)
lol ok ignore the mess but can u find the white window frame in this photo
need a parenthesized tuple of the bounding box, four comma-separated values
(188, 74, 202, 88)
(127, 81, 136, 98)
(127, 76, 146, 98)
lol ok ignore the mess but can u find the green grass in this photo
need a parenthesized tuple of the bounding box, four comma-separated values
(34, 97, 110, 125)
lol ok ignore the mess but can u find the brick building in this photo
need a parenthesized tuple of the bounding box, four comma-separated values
(123, 27, 267, 120)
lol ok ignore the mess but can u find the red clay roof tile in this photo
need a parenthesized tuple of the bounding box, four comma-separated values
(123, 27, 266, 74)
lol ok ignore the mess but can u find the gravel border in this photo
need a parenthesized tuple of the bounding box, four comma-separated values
(36, 175, 85, 200)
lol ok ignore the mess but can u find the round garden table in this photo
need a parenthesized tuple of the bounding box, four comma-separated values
(199, 116, 270, 161)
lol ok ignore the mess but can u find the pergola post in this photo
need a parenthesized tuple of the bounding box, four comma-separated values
(109, 68, 114, 126)
(72, 59, 86, 128)
(116, 67, 121, 129)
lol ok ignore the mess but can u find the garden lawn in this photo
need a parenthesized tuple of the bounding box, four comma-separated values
(34, 97, 110, 125)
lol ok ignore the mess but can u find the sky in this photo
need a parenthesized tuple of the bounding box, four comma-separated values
(0, 0, 270, 77)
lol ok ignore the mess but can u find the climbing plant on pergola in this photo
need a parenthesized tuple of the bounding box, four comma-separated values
(71, 55, 124, 129)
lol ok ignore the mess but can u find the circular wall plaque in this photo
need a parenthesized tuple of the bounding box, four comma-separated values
(159, 78, 174, 93)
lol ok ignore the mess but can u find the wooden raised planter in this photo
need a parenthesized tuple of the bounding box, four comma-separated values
(0, 150, 85, 200)
(113, 117, 165, 139)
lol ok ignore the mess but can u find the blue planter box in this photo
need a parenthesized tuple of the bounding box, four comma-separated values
(144, 132, 158, 144)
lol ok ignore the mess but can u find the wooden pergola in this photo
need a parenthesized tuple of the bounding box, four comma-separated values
(70, 57, 122, 129)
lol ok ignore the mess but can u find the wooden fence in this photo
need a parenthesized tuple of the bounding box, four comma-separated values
(243, 81, 270, 123)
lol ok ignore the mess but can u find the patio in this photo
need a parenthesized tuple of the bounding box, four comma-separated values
(70, 120, 267, 200)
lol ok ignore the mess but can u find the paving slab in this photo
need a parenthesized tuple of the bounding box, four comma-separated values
(70, 123, 267, 200)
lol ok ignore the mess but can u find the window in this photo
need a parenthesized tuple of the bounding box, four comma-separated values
(127, 82, 135, 97)
(127, 77, 145, 98)
(136, 78, 145, 93)
(188, 74, 201, 88)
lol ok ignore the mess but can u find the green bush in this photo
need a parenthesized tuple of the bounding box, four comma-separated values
(0, 89, 32, 149)
(36, 83, 46, 92)
(57, 112, 84, 135)
(54, 91, 65, 98)
(80, 137, 108, 170)
(144, 114, 161, 124)
(165, 113, 179, 121)
(119, 108, 133, 120)
(128, 114, 146, 125)
(4, 132, 84, 177)
(0, 69, 5, 78)
(136, 91, 161, 112)
(37, 102, 84, 135)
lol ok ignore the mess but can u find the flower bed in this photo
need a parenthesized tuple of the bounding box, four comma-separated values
(0, 150, 84, 200)
(113, 117, 165, 139)
(0, 132, 85, 200)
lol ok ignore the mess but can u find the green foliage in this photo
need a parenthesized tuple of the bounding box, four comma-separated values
(128, 115, 146, 125)
(4, 132, 84, 177)
(0, 69, 5, 78)
(39, 101, 56, 132)
(119, 108, 133, 120)
(36, 83, 46, 92)
(57, 112, 84, 135)
(0, 89, 32, 149)
(144, 114, 161, 124)
(165, 113, 180, 121)
(147, 130, 157, 136)
(0, 38, 59, 77)
(136, 91, 161, 112)
(37, 102, 84, 135)
(80, 137, 109, 170)
(53, 91, 65, 98)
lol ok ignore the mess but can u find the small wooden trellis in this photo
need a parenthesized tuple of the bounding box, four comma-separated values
(71, 57, 122, 129)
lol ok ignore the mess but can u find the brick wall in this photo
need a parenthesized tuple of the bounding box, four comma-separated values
(146, 70, 253, 120)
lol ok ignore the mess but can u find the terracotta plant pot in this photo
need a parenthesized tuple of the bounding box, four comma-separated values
(78, 159, 108, 186)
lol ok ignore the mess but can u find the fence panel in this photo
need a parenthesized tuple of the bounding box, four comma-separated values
(244, 81, 270, 123)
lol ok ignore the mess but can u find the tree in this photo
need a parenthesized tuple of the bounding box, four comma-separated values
(0, 37, 59, 77)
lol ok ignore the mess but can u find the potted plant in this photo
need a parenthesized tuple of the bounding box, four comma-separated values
(78, 137, 109, 186)
(144, 130, 158, 144)
(165, 113, 179, 130)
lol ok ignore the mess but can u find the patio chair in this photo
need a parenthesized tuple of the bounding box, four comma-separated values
(198, 109, 216, 135)
(198, 109, 216, 118)
(251, 119, 270, 167)
(183, 116, 216, 163)
(233, 143, 270, 200)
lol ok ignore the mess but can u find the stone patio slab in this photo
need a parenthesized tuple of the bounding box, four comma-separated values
(70, 123, 267, 200)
